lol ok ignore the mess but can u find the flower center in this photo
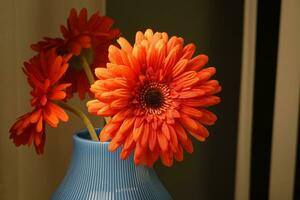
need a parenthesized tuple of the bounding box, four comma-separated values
(144, 88, 164, 108)
(138, 82, 170, 113)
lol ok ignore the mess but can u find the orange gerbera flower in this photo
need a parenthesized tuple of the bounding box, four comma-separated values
(31, 8, 120, 100)
(9, 49, 71, 154)
(87, 29, 221, 167)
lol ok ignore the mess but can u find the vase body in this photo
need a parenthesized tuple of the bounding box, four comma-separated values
(51, 129, 172, 200)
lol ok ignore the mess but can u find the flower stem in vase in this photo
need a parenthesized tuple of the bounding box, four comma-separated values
(56, 101, 99, 141)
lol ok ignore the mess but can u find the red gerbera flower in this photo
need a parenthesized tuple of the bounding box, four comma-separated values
(87, 29, 221, 167)
(31, 8, 120, 100)
(9, 49, 71, 154)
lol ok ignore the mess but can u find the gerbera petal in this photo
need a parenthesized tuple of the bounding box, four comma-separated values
(47, 102, 69, 122)
(160, 151, 173, 167)
(197, 109, 218, 125)
(36, 116, 43, 133)
(100, 121, 121, 141)
(180, 106, 203, 118)
(172, 59, 188, 77)
(180, 113, 199, 132)
(174, 145, 184, 161)
(157, 130, 168, 152)
(111, 117, 135, 144)
(133, 121, 144, 141)
(182, 96, 221, 107)
(197, 67, 216, 82)
(161, 122, 170, 141)
(178, 89, 206, 99)
(108, 45, 123, 64)
(181, 43, 196, 59)
(117, 37, 133, 53)
(107, 63, 137, 80)
(110, 99, 129, 109)
(30, 109, 42, 123)
(149, 128, 157, 151)
(48, 90, 66, 100)
(95, 67, 114, 79)
(140, 123, 149, 148)
(111, 108, 132, 123)
(123, 132, 135, 151)
(186, 54, 209, 71)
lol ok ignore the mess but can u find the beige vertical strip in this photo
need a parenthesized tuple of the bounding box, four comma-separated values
(269, 0, 300, 199)
(235, 0, 258, 199)
(0, 1, 105, 200)
(0, 1, 19, 200)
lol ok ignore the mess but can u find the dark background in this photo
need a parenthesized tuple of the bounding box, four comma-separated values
(107, 0, 244, 199)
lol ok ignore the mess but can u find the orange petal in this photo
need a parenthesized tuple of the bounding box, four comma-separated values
(36, 116, 43, 133)
(178, 89, 205, 99)
(120, 146, 134, 160)
(111, 108, 132, 123)
(30, 109, 42, 123)
(123, 132, 135, 151)
(48, 90, 66, 100)
(140, 123, 149, 147)
(173, 123, 188, 142)
(110, 99, 129, 109)
(112, 117, 135, 143)
(108, 45, 123, 64)
(134, 142, 145, 164)
(100, 122, 120, 142)
(96, 105, 117, 116)
(168, 125, 178, 152)
(182, 137, 193, 153)
(133, 122, 144, 141)
(161, 122, 170, 140)
(197, 109, 218, 125)
(174, 145, 184, 161)
(172, 59, 188, 77)
(108, 139, 121, 152)
(182, 96, 221, 107)
(86, 100, 105, 114)
(187, 54, 208, 71)
(160, 151, 173, 167)
(132, 45, 146, 68)
(127, 53, 141, 74)
(47, 102, 69, 122)
(95, 68, 114, 79)
(117, 37, 132, 53)
(107, 63, 137, 81)
(135, 31, 144, 44)
(197, 67, 216, 82)
(181, 43, 196, 59)
(180, 106, 203, 118)
(157, 130, 168, 152)
(149, 129, 157, 151)
(180, 114, 198, 132)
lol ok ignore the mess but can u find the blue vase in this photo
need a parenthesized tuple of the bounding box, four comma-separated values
(51, 129, 172, 200)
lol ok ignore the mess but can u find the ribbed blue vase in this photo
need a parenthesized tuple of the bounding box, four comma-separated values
(51, 129, 172, 200)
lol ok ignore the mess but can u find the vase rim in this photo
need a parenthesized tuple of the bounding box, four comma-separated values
(73, 128, 110, 144)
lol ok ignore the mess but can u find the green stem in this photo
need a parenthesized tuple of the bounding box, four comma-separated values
(56, 101, 99, 141)
(81, 55, 95, 85)
(80, 55, 110, 125)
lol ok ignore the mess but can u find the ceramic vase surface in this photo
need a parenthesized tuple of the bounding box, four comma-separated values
(51, 129, 172, 200)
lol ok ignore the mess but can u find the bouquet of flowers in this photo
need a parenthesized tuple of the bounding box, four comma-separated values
(9, 8, 221, 167)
